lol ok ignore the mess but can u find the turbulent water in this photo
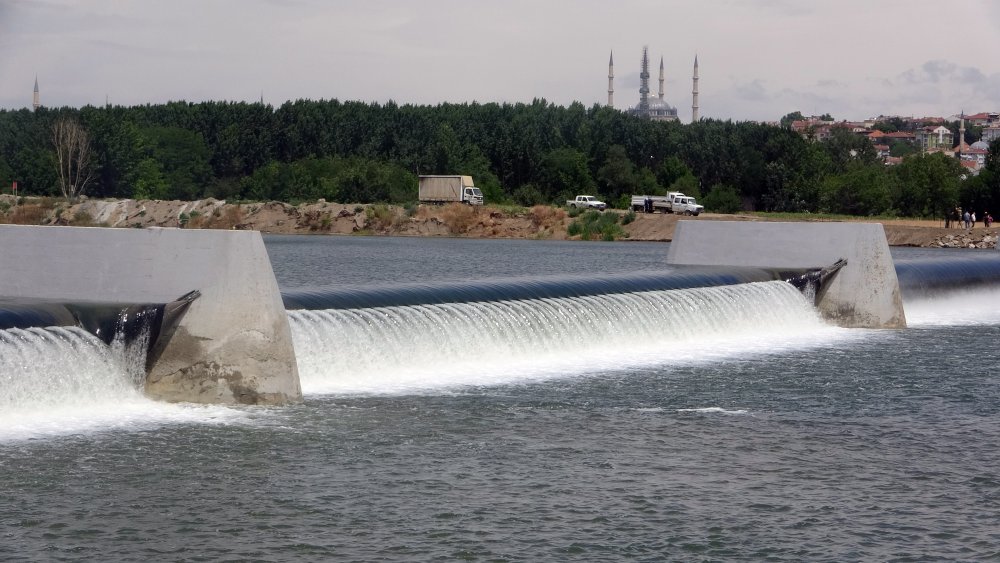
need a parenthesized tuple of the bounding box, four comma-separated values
(1, 237, 999, 561)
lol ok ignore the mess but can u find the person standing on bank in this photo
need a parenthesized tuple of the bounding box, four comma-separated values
(963, 210, 971, 229)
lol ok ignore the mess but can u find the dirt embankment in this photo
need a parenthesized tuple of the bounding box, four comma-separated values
(1, 195, 997, 249)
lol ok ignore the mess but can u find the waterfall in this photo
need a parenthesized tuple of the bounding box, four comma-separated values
(0, 326, 141, 413)
(288, 281, 843, 395)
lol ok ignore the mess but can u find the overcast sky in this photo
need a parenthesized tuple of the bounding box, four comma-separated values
(2, 0, 999, 122)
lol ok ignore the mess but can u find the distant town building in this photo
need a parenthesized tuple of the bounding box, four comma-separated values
(963, 112, 999, 127)
(982, 125, 1000, 144)
(885, 131, 916, 143)
(915, 125, 953, 152)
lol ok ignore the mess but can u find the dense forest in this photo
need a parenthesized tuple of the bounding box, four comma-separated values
(1, 99, 998, 218)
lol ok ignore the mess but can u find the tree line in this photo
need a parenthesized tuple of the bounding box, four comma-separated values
(1, 99, 998, 219)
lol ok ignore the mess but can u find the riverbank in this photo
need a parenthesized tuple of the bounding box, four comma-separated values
(1, 195, 997, 248)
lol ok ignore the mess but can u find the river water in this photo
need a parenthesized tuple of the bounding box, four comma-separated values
(2, 236, 999, 561)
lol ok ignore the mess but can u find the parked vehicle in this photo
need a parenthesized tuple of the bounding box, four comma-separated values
(630, 195, 671, 213)
(566, 195, 607, 210)
(418, 175, 484, 205)
(670, 194, 704, 216)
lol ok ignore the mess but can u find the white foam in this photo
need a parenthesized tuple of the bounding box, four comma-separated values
(677, 407, 750, 415)
(289, 282, 860, 396)
(0, 326, 246, 442)
(0, 399, 248, 442)
(903, 286, 1000, 327)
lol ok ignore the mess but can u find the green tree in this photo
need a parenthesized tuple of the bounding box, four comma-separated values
(668, 172, 700, 198)
(538, 148, 595, 203)
(133, 158, 169, 200)
(892, 153, 963, 218)
(655, 155, 690, 191)
(888, 140, 918, 158)
(960, 139, 1000, 215)
(780, 111, 805, 128)
(818, 165, 896, 216)
(701, 183, 742, 213)
(596, 145, 636, 204)
(821, 128, 879, 174)
(139, 126, 213, 200)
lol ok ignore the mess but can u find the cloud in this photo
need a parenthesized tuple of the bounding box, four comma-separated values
(900, 60, 987, 86)
(734, 80, 768, 102)
(816, 79, 845, 89)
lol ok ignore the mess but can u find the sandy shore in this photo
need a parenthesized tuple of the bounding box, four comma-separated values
(1, 195, 997, 249)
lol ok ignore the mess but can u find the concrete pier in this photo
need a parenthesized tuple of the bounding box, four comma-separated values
(667, 221, 906, 328)
(0, 225, 301, 404)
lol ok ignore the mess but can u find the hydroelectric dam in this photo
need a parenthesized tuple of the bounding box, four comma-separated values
(1, 222, 999, 406)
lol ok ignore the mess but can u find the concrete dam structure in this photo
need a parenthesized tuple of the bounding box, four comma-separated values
(4, 221, 1000, 405)
(0, 225, 300, 405)
(667, 221, 906, 328)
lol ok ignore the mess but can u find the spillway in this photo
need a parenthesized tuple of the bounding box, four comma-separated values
(287, 280, 837, 395)
(280, 266, 808, 310)
(894, 253, 1000, 297)
(0, 326, 140, 413)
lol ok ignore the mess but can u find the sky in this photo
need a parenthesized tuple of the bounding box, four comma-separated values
(2, 0, 999, 123)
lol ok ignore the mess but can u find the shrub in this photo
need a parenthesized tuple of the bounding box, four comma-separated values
(529, 205, 566, 229)
(512, 184, 546, 206)
(365, 204, 395, 231)
(440, 203, 478, 235)
(566, 209, 626, 241)
(9, 204, 48, 225)
(72, 210, 95, 226)
(622, 210, 637, 225)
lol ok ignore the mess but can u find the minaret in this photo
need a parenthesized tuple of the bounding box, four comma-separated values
(32, 76, 40, 111)
(639, 46, 650, 114)
(607, 51, 614, 108)
(691, 55, 699, 123)
(658, 56, 665, 100)
(958, 111, 966, 156)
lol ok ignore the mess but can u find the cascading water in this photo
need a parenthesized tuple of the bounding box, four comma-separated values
(0, 317, 241, 441)
(288, 280, 849, 395)
(0, 326, 141, 412)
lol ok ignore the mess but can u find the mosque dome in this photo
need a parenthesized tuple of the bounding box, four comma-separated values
(645, 98, 678, 121)
(971, 140, 990, 151)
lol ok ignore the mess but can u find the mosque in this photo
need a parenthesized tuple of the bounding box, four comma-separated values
(608, 47, 698, 123)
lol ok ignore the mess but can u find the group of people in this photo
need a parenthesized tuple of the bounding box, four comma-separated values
(948, 207, 994, 229)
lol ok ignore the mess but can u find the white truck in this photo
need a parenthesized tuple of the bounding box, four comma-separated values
(566, 195, 607, 210)
(668, 193, 704, 216)
(418, 175, 484, 205)
(631, 195, 670, 213)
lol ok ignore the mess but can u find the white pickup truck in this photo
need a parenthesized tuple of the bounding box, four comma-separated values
(669, 193, 704, 216)
(566, 195, 607, 210)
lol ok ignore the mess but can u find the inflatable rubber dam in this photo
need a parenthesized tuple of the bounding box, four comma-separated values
(1, 222, 999, 405)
